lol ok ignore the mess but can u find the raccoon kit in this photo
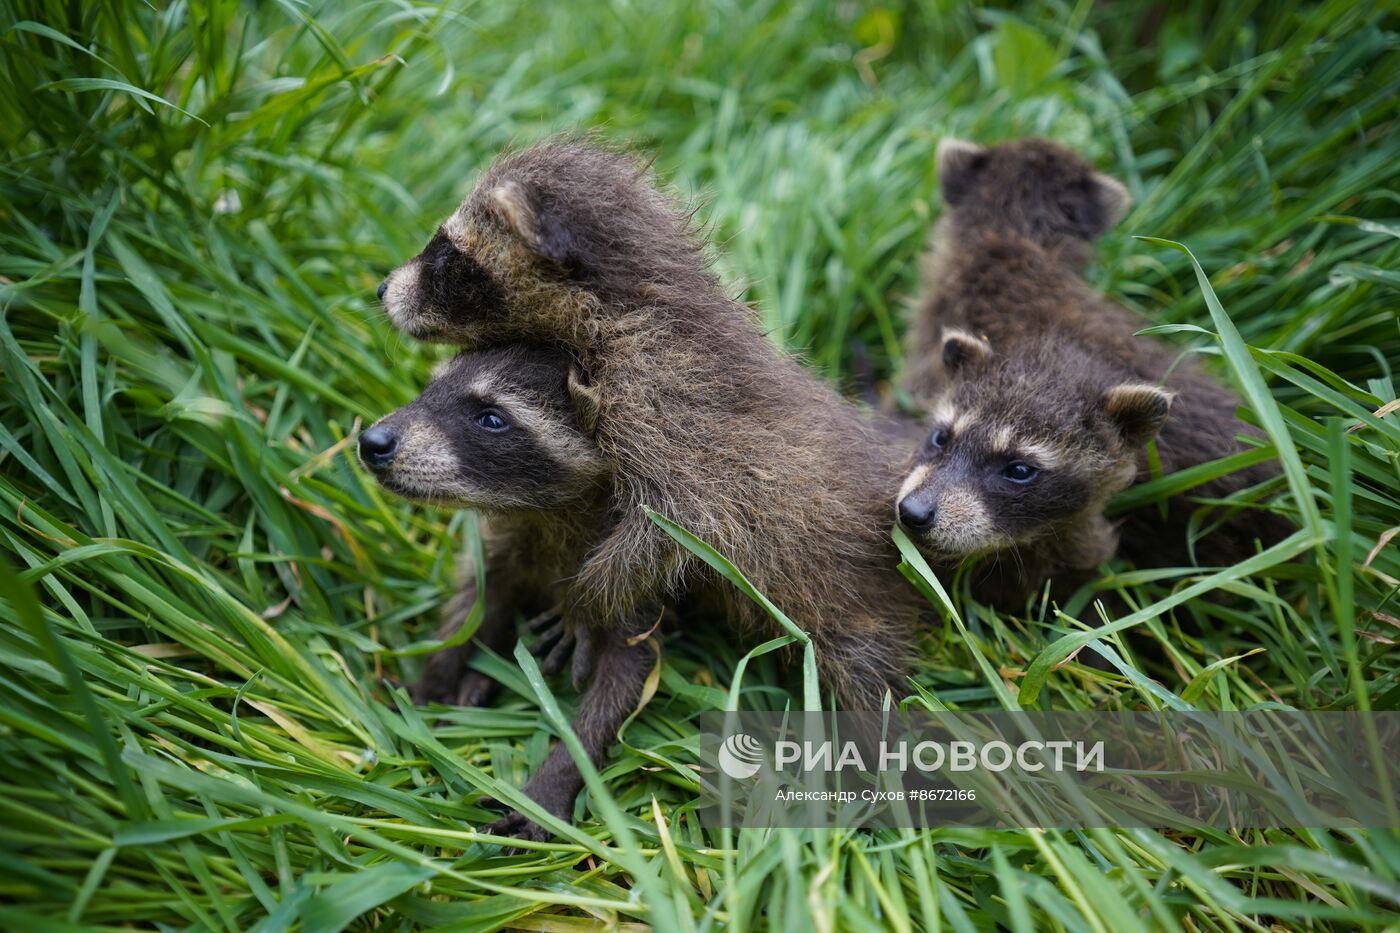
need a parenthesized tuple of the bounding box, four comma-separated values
(375, 140, 932, 839)
(896, 137, 1286, 607)
(360, 345, 661, 839)
(359, 344, 614, 709)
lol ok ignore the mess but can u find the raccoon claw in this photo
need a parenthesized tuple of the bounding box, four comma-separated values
(455, 669, 501, 707)
(413, 644, 504, 709)
(412, 645, 471, 706)
(528, 611, 598, 687)
(479, 768, 579, 850)
(571, 629, 596, 691)
(524, 607, 564, 634)
(481, 809, 553, 849)
(531, 623, 575, 676)
(540, 632, 576, 676)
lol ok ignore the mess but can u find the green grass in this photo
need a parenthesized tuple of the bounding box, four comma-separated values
(1, 0, 1398, 928)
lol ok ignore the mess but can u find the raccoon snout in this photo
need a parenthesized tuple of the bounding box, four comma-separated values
(376, 279, 389, 302)
(897, 492, 938, 532)
(359, 425, 400, 468)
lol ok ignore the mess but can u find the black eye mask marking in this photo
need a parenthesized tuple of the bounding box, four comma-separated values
(443, 407, 568, 497)
(419, 232, 508, 321)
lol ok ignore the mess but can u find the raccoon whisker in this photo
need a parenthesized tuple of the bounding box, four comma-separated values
(1007, 540, 1028, 589)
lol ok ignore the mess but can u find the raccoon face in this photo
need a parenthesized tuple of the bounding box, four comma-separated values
(896, 415, 1101, 557)
(895, 406, 1098, 557)
(377, 226, 510, 342)
(936, 137, 1131, 247)
(895, 336, 1172, 558)
(377, 141, 687, 346)
(358, 345, 608, 512)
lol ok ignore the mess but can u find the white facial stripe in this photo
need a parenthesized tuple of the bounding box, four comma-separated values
(952, 410, 978, 435)
(467, 373, 502, 399)
(465, 369, 599, 468)
(990, 425, 1013, 452)
(487, 389, 551, 434)
(898, 463, 933, 501)
(382, 263, 420, 327)
(443, 208, 469, 246)
(485, 389, 599, 466)
(385, 418, 538, 510)
(1016, 441, 1063, 469)
(928, 399, 956, 427)
(373, 417, 514, 512)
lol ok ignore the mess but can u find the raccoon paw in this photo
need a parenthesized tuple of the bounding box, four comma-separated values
(480, 809, 554, 849)
(479, 769, 580, 850)
(571, 628, 597, 692)
(530, 621, 575, 677)
(524, 607, 564, 634)
(411, 645, 472, 706)
(455, 669, 501, 708)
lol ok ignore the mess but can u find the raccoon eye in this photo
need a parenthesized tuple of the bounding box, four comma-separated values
(430, 246, 455, 274)
(926, 427, 950, 451)
(425, 231, 457, 271)
(475, 410, 510, 432)
(1002, 461, 1039, 483)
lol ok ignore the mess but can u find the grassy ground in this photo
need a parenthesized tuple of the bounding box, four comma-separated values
(1, 0, 1398, 929)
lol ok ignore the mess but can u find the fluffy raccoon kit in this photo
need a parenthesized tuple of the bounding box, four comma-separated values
(896, 137, 1287, 606)
(370, 140, 932, 840)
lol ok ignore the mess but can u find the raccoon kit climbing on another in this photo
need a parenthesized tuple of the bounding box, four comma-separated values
(896, 137, 1288, 607)
(359, 344, 658, 840)
(375, 140, 933, 839)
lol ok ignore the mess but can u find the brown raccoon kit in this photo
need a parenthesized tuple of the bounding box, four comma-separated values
(896, 137, 1288, 609)
(372, 140, 934, 840)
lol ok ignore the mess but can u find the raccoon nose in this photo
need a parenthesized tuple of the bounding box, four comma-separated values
(376, 279, 389, 302)
(359, 425, 399, 467)
(898, 494, 937, 532)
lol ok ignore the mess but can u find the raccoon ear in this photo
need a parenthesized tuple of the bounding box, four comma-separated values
(941, 328, 992, 374)
(1102, 383, 1173, 446)
(1089, 171, 1132, 232)
(936, 138, 988, 207)
(491, 180, 579, 268)
(566, 364, 601, 438)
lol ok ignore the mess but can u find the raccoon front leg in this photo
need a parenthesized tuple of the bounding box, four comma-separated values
(814, 626, 913, 712)
(412, 579, 509, 708)
(482, 615, 658, 844)
(413, 557, 550, 708)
